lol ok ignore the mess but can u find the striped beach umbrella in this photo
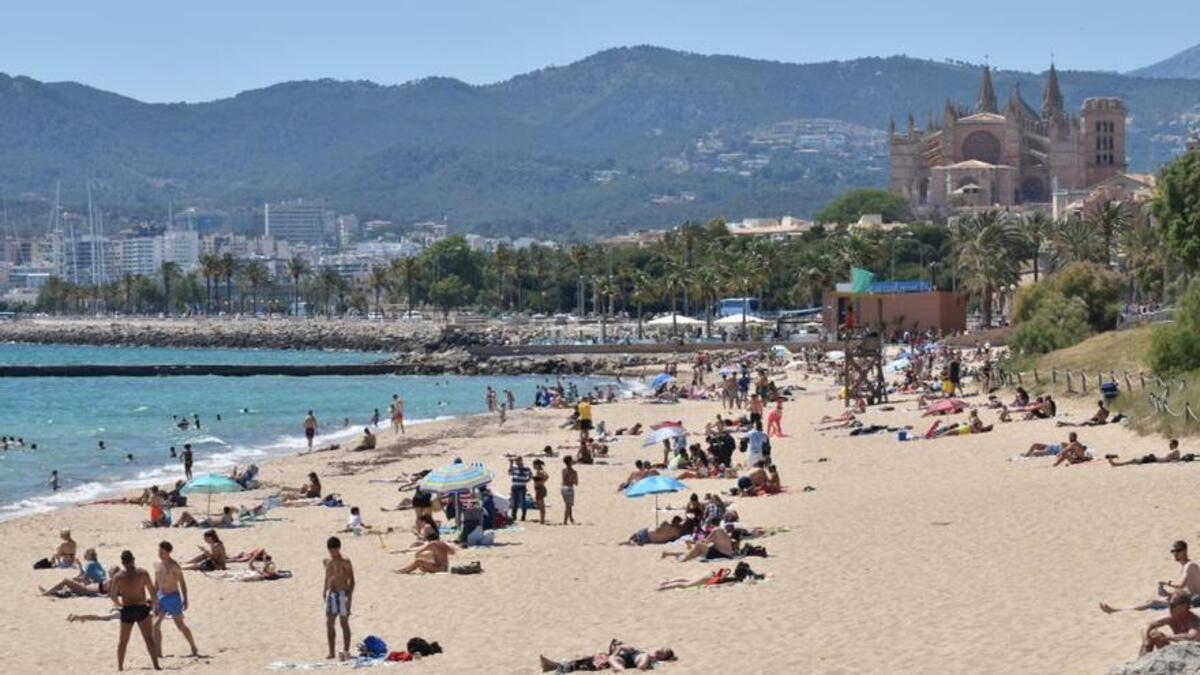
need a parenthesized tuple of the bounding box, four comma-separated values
(417, 461, 494, 494)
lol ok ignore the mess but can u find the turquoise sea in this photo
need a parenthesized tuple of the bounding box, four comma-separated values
(0, 344, 599, 521)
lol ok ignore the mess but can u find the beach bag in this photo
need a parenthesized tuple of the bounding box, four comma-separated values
(740, 544, 768, 558)
(33, 558, 53, 569)
(360, 636, 388, 658)
(450, 561, 483, 575)
(406, 637, 443, 656)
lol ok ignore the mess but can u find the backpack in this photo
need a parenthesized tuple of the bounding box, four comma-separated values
(360, 635, 388, 658)
(406, 637, 443, 656)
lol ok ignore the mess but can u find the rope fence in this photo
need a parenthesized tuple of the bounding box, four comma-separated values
(991, 365, 1196, 426)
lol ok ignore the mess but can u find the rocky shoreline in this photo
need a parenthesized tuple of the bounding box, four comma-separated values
(0, 318, 691, 376)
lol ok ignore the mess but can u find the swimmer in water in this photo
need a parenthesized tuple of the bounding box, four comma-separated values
(169, 446, 176, 458)
(49, 470, 59, 492)
(98, 441, 106, 451)
(125, 454, 134, 462)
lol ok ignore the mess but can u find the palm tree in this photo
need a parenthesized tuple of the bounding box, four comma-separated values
(630, 270, 654, 340)
(1050, 216, 1105, 269)
(159, 262, 180, 316)
(219, 253, 237, 313)
(659, 256, 688, 337)
(721, 255, 760, 340)
(368, 265, 391, 318)
(691, 265, 721, 338)
(568, 244, 592, 316)
(318, 266, 341, 316)
(243, 260, 270, 315)
(286, 256, 309, 316)
(392, 257, 423, 316)
(1019, 211, 1051, 282)
(1118, 205, 1164, 305)
(1087, 199, 1129, 267)
(199, 253, 221, 314)
(121, 273, 136, 315)
(593, 275, 617, 343)
(954, 211, 1022, 326)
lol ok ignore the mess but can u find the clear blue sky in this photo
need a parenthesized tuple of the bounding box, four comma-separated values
(2, 0, 1195, 103)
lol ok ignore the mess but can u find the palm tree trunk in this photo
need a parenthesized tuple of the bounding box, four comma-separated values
(637, 300, 644, 340)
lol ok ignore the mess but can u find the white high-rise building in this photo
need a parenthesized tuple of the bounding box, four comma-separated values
(162, 229, 200, 269)
(117, 237, 163, 277)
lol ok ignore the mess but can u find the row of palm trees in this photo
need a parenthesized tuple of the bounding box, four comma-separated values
(952, 199, 1164, 326)
(35, 202, 1166, 329)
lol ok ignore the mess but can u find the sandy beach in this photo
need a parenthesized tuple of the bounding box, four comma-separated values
(4, 366, 1190, 674)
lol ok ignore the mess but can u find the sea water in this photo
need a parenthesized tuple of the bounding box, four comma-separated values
(0, 343, 599, 521)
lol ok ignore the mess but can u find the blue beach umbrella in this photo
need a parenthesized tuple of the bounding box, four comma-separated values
(181, 473, 242, 517)
(418, 461, 494, 495)
(625, 475, 687, 525)
(650, 373, 675, 391)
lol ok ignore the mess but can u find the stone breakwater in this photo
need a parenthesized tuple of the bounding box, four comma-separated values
(0, 318, 694, 376)
(0, 318, 443, 351)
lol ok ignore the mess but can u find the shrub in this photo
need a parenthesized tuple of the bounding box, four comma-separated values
(1009, 292, 1091, 355)
(1148, 323, 1200, 376)
(1051, 262, 1122, 332)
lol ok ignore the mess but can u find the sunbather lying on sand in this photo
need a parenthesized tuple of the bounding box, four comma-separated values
(1106, 440, 1192, 466)
(1022, 432, 1081, 458)
(395, 528, 456, 574)
(622, 517, 687, 546)
(657, 561, 765, 590)
(660, 523, 738, 562)
(174, 506, 237, 529)
(539, 643, 675, 673)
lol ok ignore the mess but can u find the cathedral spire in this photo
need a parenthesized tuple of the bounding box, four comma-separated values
(1043, 62, 1064, 120)
(976, 65, 998, 114)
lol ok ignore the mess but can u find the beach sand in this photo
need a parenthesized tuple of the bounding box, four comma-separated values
(3, 370, 1189, 674)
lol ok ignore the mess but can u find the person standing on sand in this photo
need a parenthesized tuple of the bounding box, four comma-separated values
(304, 410, 318, 450)
(390, 395, 405, 435)
(561, 455, 579, 525)
(767, 400, 785, 437)
(109, 550, 161, 672)
(323, 537, 355, 660)
(532, 459, 549, 525)
(153, 541, 199, 659)
(508, 456, 531, 522)
(181, 444, 194, 481)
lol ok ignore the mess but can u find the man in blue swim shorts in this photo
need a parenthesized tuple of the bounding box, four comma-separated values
(153, 541, 200, 658)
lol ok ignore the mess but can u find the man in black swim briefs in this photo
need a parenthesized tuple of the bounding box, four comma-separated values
(109, 550, 161, 671)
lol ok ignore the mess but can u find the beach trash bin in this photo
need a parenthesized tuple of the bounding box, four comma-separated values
(1101, 382, 1119, 399)
(898, 430, 908, 441)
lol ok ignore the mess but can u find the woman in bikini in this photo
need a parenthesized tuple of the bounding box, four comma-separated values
(532, 459, 549, 525)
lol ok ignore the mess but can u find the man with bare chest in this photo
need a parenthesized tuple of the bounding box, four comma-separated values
(153, 541, 199, 659)
(323, 536, 355, 659)
(109, 550, 161, 671)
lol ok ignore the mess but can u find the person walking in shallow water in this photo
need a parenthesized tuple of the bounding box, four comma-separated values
(181, 444, 194, 481)
(304, 411, 318, 450)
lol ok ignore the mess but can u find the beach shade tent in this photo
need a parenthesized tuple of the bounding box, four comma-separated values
(885, 358, 912, 373)
(770, 345, 794, 360)
(826, 351, 846, 362)
(646, 314, 702, 327)
(650, 373, 676, 391)
(921, 398, 968, 417)
(718, 365, 740, 377)
(643, 425, 688, 447)
(417, 461, 495, 494)
(180, 474, 243, 518)
(715, 313, 770, 326)
(624, 474, 687, 525)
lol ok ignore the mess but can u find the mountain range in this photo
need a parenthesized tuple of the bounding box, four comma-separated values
(2, 45, 1200, 239)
